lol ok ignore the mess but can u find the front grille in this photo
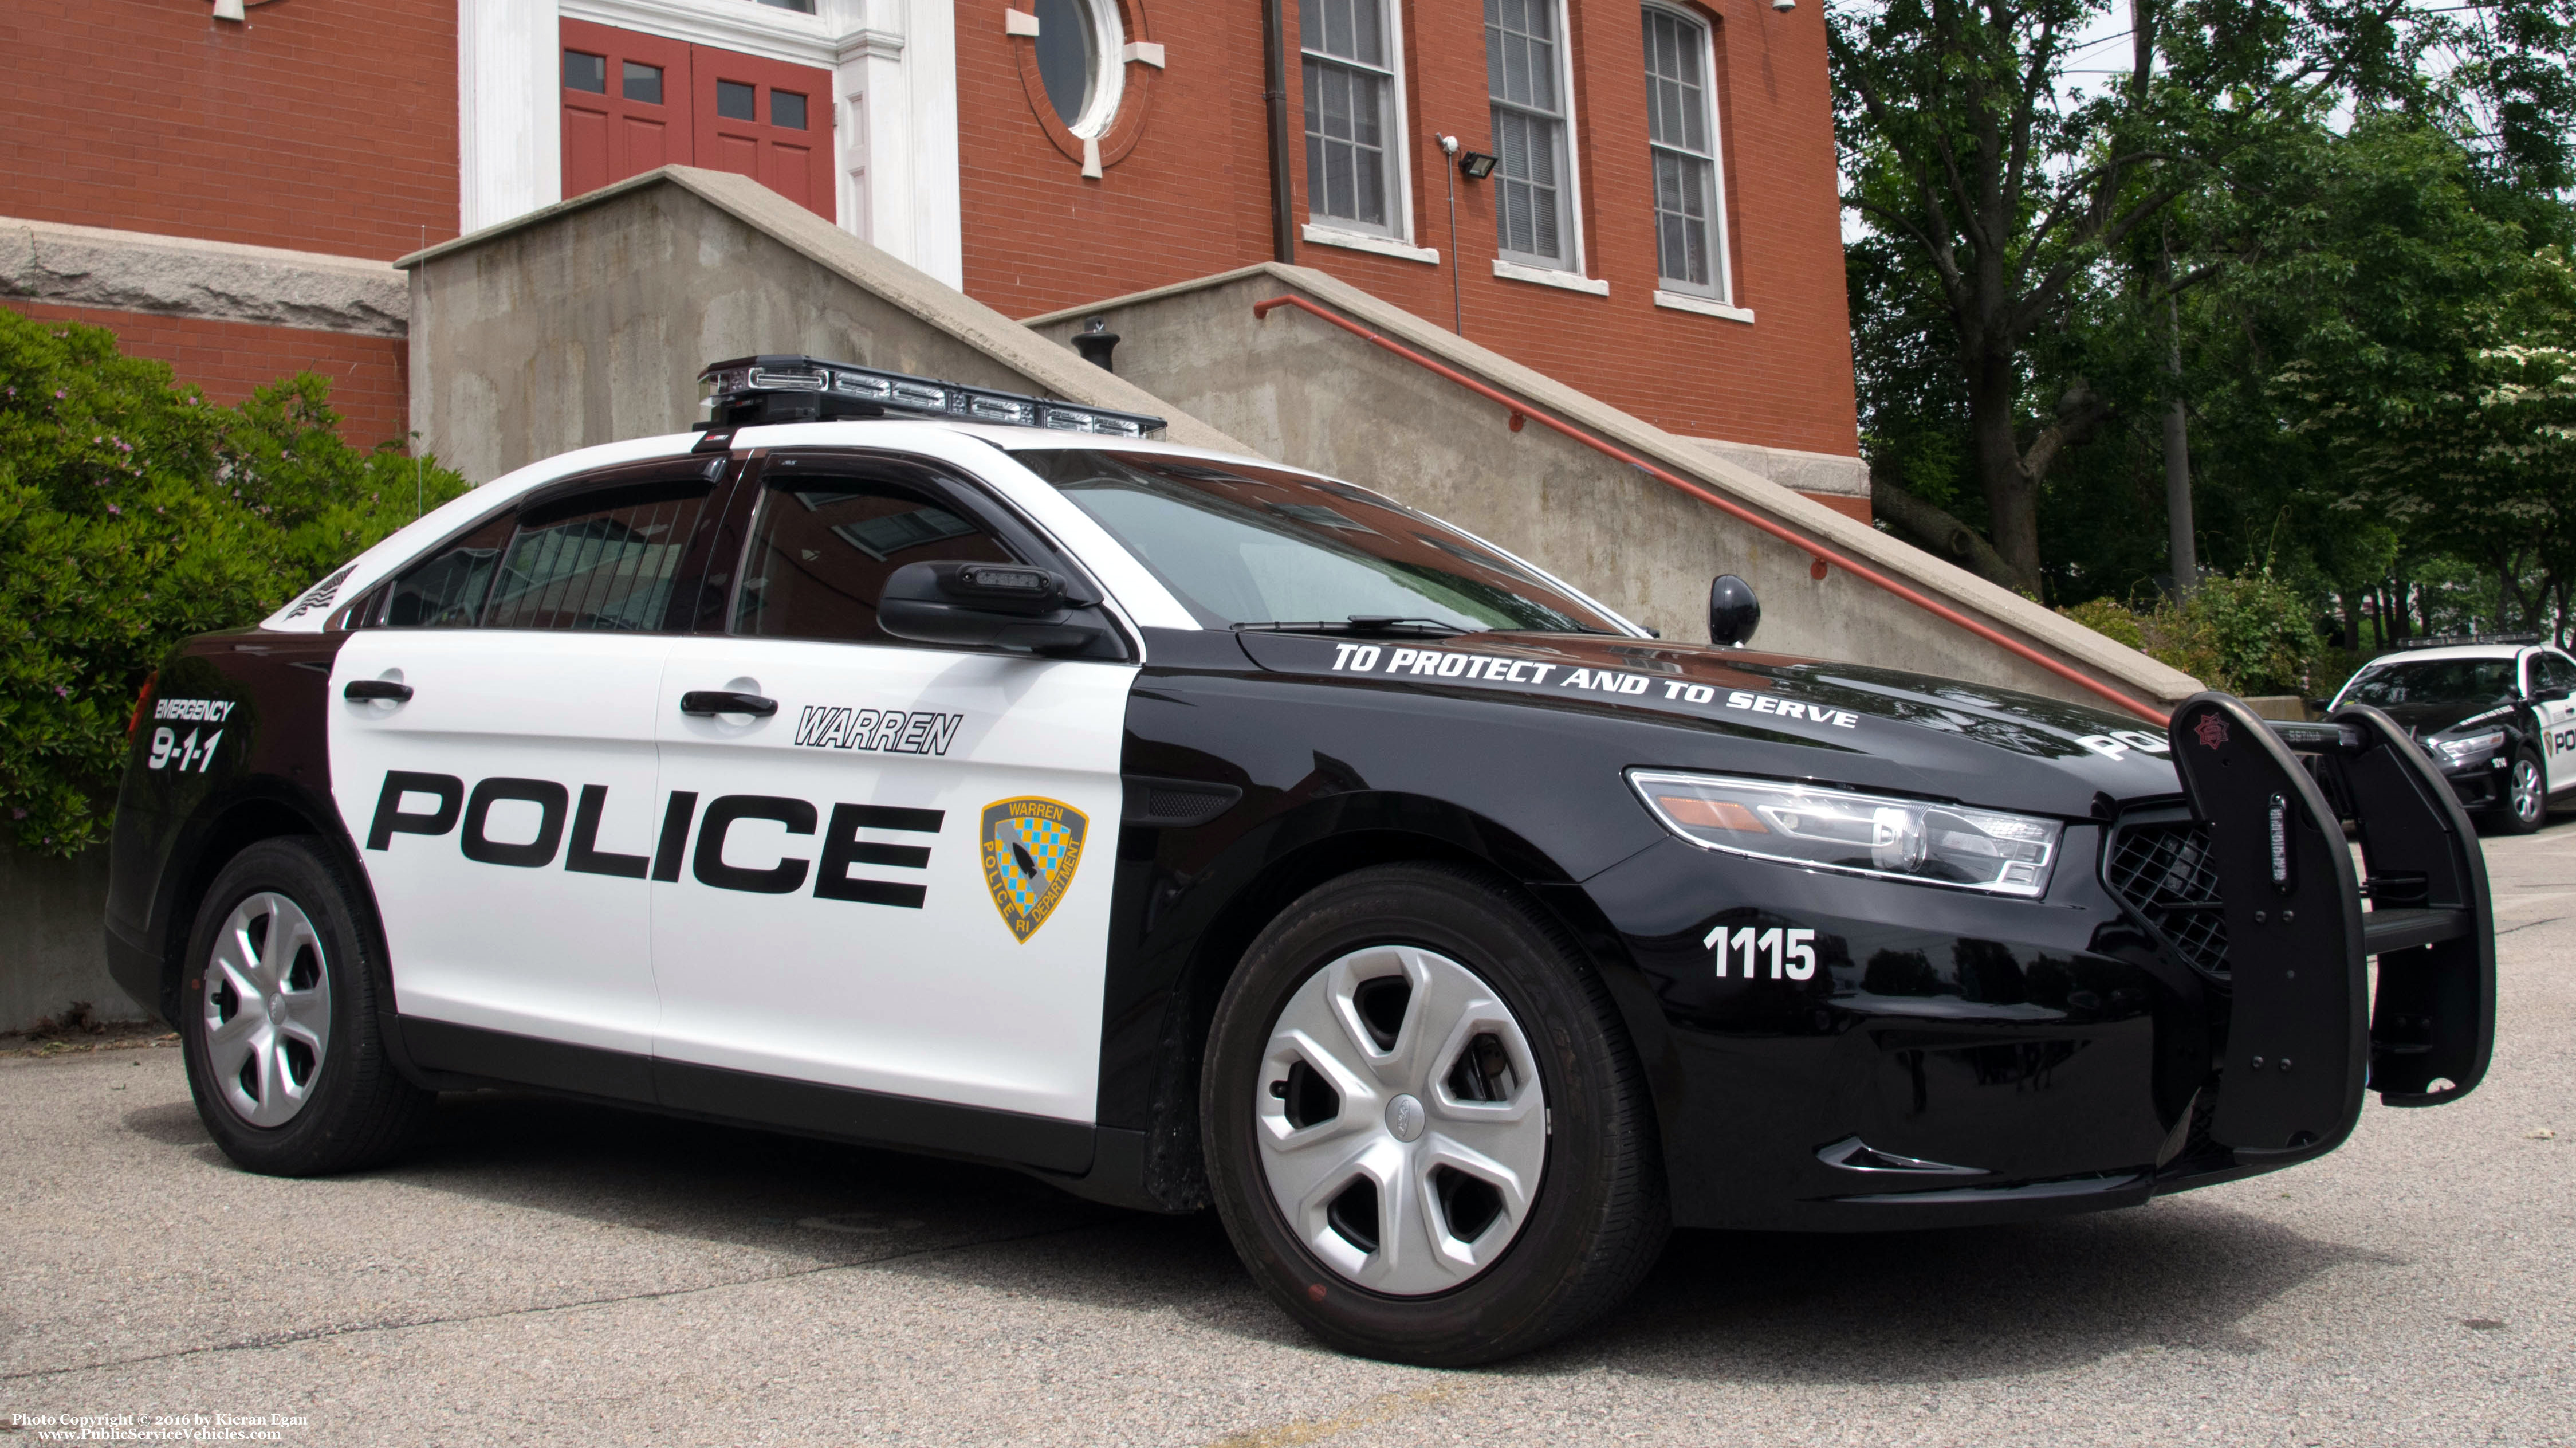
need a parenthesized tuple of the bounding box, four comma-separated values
(2106, 822, 2231, 976)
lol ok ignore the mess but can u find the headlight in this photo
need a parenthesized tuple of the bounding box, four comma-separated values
(1629, 770, 2063, 898)
(2432, 729, 2507, 766)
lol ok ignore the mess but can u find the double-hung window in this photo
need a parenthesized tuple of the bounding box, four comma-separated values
(1303, 0, 1405, 235)
(1642, 6, 1729, 299)
(1485, 0, 1575, 268)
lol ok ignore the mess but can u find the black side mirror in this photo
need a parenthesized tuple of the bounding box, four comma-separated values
(878, 561, 1114, 657)
(1708, 574, 1761, 647)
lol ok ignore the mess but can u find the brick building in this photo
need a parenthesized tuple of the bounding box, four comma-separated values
(1, 0, 1859, 506)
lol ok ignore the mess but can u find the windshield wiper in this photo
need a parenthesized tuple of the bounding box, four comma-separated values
(1234, 615, 1470, 637)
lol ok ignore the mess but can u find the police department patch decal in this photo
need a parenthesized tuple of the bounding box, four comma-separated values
(980, 798, 1088, 943)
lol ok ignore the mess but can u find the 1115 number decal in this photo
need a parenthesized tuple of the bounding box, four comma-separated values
(1702, 923, 1817, 980)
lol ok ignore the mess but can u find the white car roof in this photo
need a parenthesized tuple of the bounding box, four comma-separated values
(2362, 645, 2537, 664)
(259, 419, 1646, 638)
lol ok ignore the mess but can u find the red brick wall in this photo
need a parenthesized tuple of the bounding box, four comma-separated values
(0, 0, 459, 258)
(4, 301, 411, 452)
(955, 0, 1857, 458)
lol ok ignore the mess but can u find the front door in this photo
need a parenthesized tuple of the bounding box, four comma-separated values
(648, 456, 1134, 1124)
(331, 460, 726, 1055)
(2533, 650, 2576, 792)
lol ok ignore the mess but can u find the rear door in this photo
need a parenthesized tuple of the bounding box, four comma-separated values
(331, 456, 729, 1055)
(648, 450, 1135, 1124)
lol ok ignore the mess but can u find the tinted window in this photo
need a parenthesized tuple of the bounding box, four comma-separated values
(733, 477, 1018, 644)
(2344, 658, 2518, 708)
(622, 60, 662, 104)
(1012, 449, 1622, 634)
(481, 484, 709, 631)
(382, 514, 512, 628)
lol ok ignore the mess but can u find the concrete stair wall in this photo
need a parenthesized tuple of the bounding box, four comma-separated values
(398, 166, 1244, 483)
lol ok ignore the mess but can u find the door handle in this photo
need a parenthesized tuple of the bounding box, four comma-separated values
(681, 690, 778, 717)
(344, 680, 414, 703)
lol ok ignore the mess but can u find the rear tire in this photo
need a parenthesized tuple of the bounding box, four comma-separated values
(180, 837, 432, 1175)
(1201, 862, 1667, 1367)
(2482, 749, 2546, 835)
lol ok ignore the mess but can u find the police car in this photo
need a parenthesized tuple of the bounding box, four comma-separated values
(107, 358, 2498, 1367)
(2325, 637, 2576, 834)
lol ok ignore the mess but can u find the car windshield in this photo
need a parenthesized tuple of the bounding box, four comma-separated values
(2343, 658, 2518, 708)
(1010, 449, 1626, 635)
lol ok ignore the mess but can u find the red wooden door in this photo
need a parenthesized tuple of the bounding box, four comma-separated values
(560, 20, 692, 199)
(688, 48, 836, 221)
(559, 20, 835, 224)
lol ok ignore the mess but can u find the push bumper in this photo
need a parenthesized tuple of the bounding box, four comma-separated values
(1583, 693, 2498, 1231)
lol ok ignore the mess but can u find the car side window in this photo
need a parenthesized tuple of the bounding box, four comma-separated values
(732, 474, 1021, 645)
(380, 513, 513, 627)
(482, 481, 714, 632)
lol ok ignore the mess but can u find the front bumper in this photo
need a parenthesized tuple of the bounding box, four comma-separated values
(1582, 695, 2496, 1233)
(2436, 754, 2512, 811)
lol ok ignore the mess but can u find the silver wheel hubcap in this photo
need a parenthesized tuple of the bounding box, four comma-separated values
(204, 892, 332, 1128)
(1254, 945, 1547, 1296)
(2514, 759, 2543, 821)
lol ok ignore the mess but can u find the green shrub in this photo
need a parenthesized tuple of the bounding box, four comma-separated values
(2058, 597, 2146, 651)
(0, 309, 470, 856)
(2059, 569, 2327, 697)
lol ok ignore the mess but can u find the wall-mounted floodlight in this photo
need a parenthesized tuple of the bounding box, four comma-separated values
(1458, 151, 1499, 180)
(1771, 0, 1796, 10)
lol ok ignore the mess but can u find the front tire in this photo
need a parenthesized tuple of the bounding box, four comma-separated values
(2484, 749, 2547, 835)
(180, 837, 432, 1175)
(1202, 863, 1667, 1366)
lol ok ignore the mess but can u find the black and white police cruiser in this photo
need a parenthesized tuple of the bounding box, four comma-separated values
(109, 357, 2498, 1365)
(2325, 635, 2576, 834)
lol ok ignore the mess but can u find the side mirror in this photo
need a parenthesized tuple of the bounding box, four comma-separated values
(1708, 574, 1761, 647)
(878, 561, 1114, 657)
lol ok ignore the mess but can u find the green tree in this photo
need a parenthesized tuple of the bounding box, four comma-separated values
(0, 310, 469, 856)
(1830, 0, 2576, 592)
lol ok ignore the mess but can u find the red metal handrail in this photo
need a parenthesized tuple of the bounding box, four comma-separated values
(1250, 293, 2170, 725)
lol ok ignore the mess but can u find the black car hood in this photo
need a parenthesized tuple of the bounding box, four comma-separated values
(1232, 630, 2184, 819)
(2366, 697, 2518, 739)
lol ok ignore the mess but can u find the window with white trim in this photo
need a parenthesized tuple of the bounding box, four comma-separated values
(1034, 0, 1127, 138)
(1303, 0, 1405, 235)
(1485, 0, 1574, 267)
(1642, 6, 1729, 299)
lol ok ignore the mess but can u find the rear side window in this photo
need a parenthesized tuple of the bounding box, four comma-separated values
(376, 477, 713, 631)
(484, 482, 710, 631)
(733, 476, 1020, 644)
(381, 514, 512, 627)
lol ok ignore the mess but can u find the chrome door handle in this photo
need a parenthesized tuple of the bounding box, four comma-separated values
(680, 690, 777, 717)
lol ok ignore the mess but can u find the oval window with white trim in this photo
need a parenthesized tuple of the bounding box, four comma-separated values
(1032, 0, 1126, 137)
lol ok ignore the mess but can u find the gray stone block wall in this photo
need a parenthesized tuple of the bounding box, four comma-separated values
(0, 216, 408, 336)
(0, 845, 151, 1034)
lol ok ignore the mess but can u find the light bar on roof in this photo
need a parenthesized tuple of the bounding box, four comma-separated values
(697, 355, 1165, 437)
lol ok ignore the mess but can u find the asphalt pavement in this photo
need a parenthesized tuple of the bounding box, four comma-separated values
(3, 825, 2569, 1447)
